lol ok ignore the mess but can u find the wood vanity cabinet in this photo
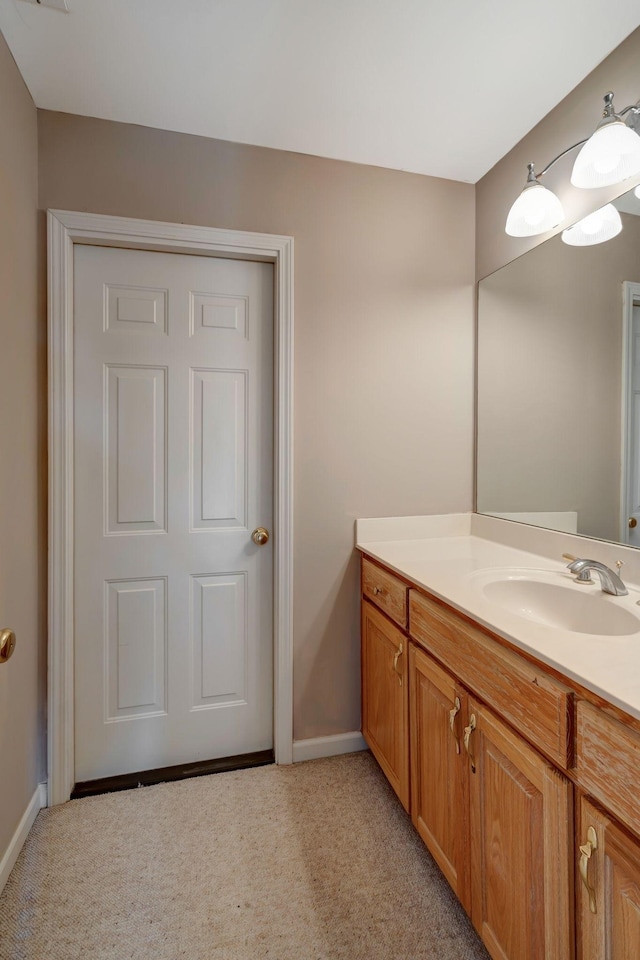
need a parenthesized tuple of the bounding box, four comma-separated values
(574, 702, 640, 959)
(361, 596, 410, 811)
(408, 640, 573, 959)
(360, 552, 640, 960)
(467, 696, 573, 960)
(577, 795, 640, 959)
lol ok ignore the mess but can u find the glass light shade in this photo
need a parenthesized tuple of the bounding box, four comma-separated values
(505, 182, 564, 237)
(571, 121, 640, 188)
(561, 203, 622, 246)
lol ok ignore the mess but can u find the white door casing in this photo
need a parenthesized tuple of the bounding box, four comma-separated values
(48, 210, 294, 805)
(621, 282, 640, 545)
(74, 246, 273, 781)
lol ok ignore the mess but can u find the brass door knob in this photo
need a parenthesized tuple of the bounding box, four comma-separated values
(629, 517, 637, 529)
(0, 628, 16, 664)
(251, 527, 270, 546)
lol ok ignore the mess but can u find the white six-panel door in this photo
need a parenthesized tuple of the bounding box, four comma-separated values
(73, 245, 273, 781)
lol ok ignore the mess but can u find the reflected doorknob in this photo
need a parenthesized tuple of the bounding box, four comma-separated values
(630, 517, 637, 529)
(0, 628, 16, 664)
(252, 527, 270, 546)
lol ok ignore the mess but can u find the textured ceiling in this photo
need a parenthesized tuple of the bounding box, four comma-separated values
(1, 0, 640, 182)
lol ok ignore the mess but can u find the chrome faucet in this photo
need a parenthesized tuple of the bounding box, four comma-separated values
(565, 557, 628, 596)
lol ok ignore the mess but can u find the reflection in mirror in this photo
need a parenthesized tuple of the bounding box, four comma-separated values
(477, 183, 640, 548)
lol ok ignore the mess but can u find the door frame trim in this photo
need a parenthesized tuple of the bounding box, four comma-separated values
(47, 209, 294, 805)
(620, 281, 640, 544)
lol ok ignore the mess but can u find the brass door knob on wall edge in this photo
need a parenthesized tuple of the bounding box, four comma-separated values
(629, 517, 637, 529)
(251, 527, 270, 546)
(0, 628, 16, 664)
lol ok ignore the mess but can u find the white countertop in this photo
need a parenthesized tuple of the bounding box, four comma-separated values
(356, 515, 640, 722)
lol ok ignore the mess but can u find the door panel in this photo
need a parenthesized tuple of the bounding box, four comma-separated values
(106, 577, 167, 719)
(361, 600, 410, 811)
(190, 572, 248, 707)
(469, 698, 574, 960)
(191, 368, 246, 529)
(409, 643, 471, 911)
(106, 364, 167, 533)
(73, 245, 273, 781)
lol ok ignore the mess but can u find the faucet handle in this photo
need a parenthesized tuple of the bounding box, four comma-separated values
(616, 560, 624, 571)
(564, 555, 594, 582)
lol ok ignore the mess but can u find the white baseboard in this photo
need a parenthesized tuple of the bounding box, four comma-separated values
(292, 731, 367, 763)
(0, 782, 47, 895)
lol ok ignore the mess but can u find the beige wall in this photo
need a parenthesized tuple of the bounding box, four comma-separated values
(476, 27, 640, 281)
(38, 111, 476, 741)
(477, 210, 640, 542)
(0, 34, 43, 859)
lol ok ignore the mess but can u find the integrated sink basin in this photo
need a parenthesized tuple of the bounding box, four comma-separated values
(470, 569, 640, 636)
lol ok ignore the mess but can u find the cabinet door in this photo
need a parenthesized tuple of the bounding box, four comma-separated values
(578, 795, 640, 960)
(409, 643, 471, 911)
(361, 599, 410, 811)
(467, 697, 574, 960)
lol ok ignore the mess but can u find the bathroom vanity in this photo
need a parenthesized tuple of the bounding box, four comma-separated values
(358, 514, 640, 960)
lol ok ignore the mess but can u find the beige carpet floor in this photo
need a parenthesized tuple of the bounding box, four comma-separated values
(0, 752, 489, 960)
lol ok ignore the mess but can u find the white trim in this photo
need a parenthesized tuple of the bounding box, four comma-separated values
(620, 282, 640, 545)
(292, 732, 368, 763)
(0, 784, 47, 895)
(48, 209, 294, 805)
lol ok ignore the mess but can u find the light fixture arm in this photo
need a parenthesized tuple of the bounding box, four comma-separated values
(537, 140, 588, 179)
(506, 91, 640, 239)
(527, 94, 640, 182)
(619, 100, 640, 134)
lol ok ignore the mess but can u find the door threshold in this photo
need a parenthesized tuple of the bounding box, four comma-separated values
(71, 749, 275, 799)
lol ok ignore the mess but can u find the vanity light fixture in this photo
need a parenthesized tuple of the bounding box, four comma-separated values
(561, 203, 622, 246)
(571, 93, 640, 188)
(505, 91, 640, 238)
(505, 163, 565, 237)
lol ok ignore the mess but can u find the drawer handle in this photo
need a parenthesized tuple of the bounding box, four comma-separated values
(579, 826, 598, 915)
(392, 642, 403, 686)
(463, 714, 477, 772)
(373, 586, 385, 596)
(449, 696, 461, 754)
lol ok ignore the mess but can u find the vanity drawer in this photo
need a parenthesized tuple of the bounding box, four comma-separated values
(409, 590, 573, 768)
(362, 557, 408, 628)
(576, 701, 640, 837)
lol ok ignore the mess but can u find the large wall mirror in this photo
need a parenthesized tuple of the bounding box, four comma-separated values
(477, 182, 640, 548)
